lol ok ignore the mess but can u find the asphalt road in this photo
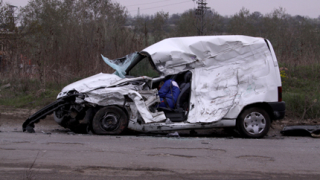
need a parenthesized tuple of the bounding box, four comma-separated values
(0, 115, 319, 179)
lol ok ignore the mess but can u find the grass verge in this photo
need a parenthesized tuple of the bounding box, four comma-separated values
(0, 79, 63, 109)
(281, 63, 320, 120)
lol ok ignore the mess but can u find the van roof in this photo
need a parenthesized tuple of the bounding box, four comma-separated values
(141, 35, 267, 75)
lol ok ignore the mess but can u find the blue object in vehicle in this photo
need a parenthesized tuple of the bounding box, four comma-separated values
(158, 80, 180, 109)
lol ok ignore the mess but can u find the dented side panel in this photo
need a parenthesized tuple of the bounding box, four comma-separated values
(127, 119, 236, 132)
(143, 35, 281, 123)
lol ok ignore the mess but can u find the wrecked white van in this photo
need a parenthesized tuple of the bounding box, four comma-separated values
(23, 35, 285, 138)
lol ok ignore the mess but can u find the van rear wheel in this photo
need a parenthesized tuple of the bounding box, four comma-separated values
(237, 107, 270, 138)
(92, 106, 128, 135)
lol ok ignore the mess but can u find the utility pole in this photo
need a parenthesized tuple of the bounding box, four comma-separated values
(8, 5, 17, 31)
(195, 0, 210, 35)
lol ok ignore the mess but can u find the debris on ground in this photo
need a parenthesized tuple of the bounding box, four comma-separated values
(281, 125, 320, 138)
(167, 131, 180, 137)
(26, 124, 35, 133)
(41, 131, 51, 135)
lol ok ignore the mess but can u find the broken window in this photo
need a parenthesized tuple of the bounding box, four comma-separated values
(127, 56, 160, 77)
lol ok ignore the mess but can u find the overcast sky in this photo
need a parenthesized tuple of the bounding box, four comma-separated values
(5, 0, 320, 18)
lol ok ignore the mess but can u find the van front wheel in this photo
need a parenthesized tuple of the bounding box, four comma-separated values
(237, 107, 270, 138)
(92, 106, 128, 135)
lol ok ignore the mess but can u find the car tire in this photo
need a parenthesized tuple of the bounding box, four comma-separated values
(53, 108, 70, 127)
(237, 107, 270, 138)
(92, 106, 128, 135)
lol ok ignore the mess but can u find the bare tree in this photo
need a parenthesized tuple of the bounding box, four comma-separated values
(152, 11, 168, 42)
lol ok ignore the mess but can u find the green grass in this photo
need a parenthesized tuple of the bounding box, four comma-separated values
(281, 63, 320, 119)
(0, 88, 60, 108)
(0, 79, 63, 109)
(0, 74, 93, 109)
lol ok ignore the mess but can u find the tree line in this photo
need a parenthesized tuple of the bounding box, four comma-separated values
(0, 0, 319, 85)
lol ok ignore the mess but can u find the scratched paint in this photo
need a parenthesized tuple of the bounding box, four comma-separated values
(143, 35, 281, 123)
(56, 35, 281, 126)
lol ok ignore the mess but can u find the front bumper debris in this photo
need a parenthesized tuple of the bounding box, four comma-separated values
(22, 94, 78, 133)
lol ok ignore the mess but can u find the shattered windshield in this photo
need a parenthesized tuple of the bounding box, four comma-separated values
(101, 52, 160, 78)
(127, 56, 160, 77)
(101, 53, 137, 78)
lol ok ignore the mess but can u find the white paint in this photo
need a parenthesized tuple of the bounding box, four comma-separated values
(57, 35, 282, 129)
(57, 73, 166, 124)
(142, 35, 282, 123)
(57, 73, 122, 99)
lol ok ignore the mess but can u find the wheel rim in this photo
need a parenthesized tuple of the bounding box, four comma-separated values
(243, 111, 266, 135)
(100, 113, 120, 131)
(55, 106, 69, 119)
(55, 110, 64, 118)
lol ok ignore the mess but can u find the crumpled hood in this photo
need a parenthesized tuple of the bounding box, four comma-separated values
(57, 73, 122, 98)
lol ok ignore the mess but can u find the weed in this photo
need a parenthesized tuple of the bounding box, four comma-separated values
(0, 78, 63, 108)
(282, 63, 320, 120)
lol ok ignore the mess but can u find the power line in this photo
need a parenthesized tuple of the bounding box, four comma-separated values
(128, 0, 191, 13)
(195, 0, 210, 35)
(126, 0, 172, 7)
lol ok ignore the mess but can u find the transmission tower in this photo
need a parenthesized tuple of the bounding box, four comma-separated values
(8, 5, 17, 31)
(195, 0, 210, 35)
